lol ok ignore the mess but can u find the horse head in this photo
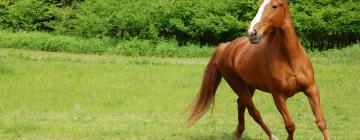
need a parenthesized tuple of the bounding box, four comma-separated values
(248, 0, 289, 44)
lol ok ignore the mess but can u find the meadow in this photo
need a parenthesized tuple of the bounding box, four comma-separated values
(0, 44, 359, 140)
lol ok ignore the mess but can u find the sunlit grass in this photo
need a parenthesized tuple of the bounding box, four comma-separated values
(0, 44, 359, 139)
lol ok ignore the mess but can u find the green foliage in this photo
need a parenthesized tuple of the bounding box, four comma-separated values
(0, 0, 61, 31)
(0, 0, 359, 50)
(155, 0, 255, 44)
(63, 0, 257, 44)
(42, 0, 84, 8)
(290, 0, 360, 49)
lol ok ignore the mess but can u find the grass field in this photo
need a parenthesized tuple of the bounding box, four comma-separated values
(0, 45, 360, 140)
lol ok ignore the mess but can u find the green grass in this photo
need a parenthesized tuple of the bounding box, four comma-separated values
(0, 44, 359, 140)
(0, 31, 214, 58)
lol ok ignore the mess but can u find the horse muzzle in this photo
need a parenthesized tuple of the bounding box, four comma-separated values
(248, 30, 261, 44)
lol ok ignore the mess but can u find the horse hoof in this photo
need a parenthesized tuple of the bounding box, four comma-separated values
(232, 135, 240, 140)
(271, 134, 279, 140)
(232, 132, 241, 140)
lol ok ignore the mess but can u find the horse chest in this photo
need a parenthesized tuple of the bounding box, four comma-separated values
(268, 69, 300, 95)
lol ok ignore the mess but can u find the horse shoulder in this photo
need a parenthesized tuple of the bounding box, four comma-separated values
(294, 55, 316, 90)
(271, 44, 316, 94)
(266, 60, 298, 94)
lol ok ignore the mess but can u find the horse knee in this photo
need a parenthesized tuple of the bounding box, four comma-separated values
(248, 109, 259, 117)
(316, 119, 327, 131)
(285, 123, 296, 133)
(237, 125, 245, 133)
(234, 126, 245, 139)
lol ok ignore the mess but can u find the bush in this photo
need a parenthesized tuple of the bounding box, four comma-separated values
(0, 0, 61, 32)
(0, 0, 359, 50)
(2, 0, 257, 44)
(290, 0, 360, 49)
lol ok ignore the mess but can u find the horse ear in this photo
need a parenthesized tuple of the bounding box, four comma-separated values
(275, 0, 284, 5)
(282, 0, 289, 6)
(271, 0, 282, 7)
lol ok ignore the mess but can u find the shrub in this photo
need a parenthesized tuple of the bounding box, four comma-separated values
(49, 0, 257, 43)
(0, 0, 61, 32)
(290, 0, 360, 49)
(57, 0, 360, 49)
(0, 0, 359, 50)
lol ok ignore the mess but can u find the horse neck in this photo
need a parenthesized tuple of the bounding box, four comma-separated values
(270, 20, 305, 65)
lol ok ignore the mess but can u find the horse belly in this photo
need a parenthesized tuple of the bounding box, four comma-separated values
(270, 76, 300, 96)
(238, 64, 300, 95)
(237, 69, 273, 93)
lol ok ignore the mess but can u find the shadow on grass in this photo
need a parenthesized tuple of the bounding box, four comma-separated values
(184, 132, 256, 140)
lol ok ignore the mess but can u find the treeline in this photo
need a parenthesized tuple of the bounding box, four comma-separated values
(0, 0, 359, 50)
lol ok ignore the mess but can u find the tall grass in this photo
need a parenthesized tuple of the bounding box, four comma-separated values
(0, 31, 214, 58)
(109, 39, 214, 58)
(0, 31, 114, 54)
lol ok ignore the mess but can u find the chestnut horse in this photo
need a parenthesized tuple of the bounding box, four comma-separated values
(187, 0, 330, 140)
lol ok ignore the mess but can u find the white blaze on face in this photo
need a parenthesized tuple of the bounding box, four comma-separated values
(248, 0, 271, 34)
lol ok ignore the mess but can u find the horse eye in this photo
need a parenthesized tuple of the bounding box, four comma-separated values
(272, 5, 278, 9)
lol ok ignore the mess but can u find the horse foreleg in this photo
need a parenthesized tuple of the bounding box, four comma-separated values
(272, 95, 295, 140)
(305, 86, 331, 140)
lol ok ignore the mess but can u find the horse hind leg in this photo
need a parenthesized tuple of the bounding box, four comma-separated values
(223, 76, 273, 140)
(246, 92, 275, 140)
(232, 88, 256, 138)
(223, 77, 247, 139)
(233, 97, 246, 139)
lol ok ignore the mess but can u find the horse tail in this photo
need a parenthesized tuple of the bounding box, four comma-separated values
(187, 43, 228, 127)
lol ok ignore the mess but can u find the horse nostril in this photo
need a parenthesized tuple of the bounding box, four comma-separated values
(252, 30, 257, 36)
(248, 30, 261, 44)
(249, 30, 257, 37)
